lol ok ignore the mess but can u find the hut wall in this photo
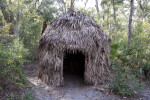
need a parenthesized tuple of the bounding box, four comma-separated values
(38, 49, 64, 86)
(38, 46, 109, 86)
(84, 49, 109, 85)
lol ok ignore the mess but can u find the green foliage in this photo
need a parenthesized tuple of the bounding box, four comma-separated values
(36, 0, 57, 21)
(19, 17, 42, 60)
(22, 92, 36, 100)
(7, 92, 36, 100)
(19, 0, 57, 60)
(18, 2, 43, 60)
(110, 67, 142, 95)
(142, 62, 150, 80)
(79, 8, 96, 17)
(0, 34, 14, 45)
(0, 86, 3, 90)
(0, 23, 11, 34)
(0, 12, 4, 26)
(101, 0, 123, 5)
(110, 22, 150, 79)
(23, 0, 33, 4)
(0, 37, 29, 85)
(109, 20, 150, 95)
(109, 21, 150, 95)
(7, 93, 15, 100)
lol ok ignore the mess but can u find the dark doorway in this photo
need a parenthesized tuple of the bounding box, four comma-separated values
(63, 51, 85, 85)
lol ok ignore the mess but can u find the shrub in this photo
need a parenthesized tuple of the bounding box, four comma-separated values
(110, 41, 144, 95)
(22, 92, 36, 100)
(142, 62, 150, 80)
(110, 67, 142, 96)
(19, 4, 42, 60)
(0, 37, 29, 86)
(110, 35, 150, 80)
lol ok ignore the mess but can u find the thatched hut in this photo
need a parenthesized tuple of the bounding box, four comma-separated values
(38, 10, 111, 86)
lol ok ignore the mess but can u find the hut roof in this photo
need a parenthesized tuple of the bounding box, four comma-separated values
(39, 10, 111, 53)
(38, 10, 111, 86)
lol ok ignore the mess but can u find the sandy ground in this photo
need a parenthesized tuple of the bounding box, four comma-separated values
(23, 61, 150, 100)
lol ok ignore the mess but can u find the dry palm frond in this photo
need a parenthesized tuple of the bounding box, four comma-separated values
(38, 9, 111, 86)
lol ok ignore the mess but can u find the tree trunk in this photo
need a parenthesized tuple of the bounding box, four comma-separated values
(107, 4, 110, 33)
(137, 0, 144, 21)
(70, 0, 75, 10)
(128, 0, 134, 47)
(84, 0, 88, 8)
(112, 0, 116, 27)
(14, 1, 21, 38)
(42, 20, 48, 35)
(95, 0, 99, 12)
(102, 5, 105, 22)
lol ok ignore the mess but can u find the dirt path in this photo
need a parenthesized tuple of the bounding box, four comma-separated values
(23, 61, 150, 100)
(26, 75, 119, 100)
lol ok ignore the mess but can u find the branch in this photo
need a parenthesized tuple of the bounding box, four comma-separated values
(0, 0, 14, 23)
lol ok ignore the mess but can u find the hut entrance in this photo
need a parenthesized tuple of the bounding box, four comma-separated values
(63, 51, 85, 85)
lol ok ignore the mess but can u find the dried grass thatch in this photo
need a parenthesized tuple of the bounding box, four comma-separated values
(38, 9, 111, 86)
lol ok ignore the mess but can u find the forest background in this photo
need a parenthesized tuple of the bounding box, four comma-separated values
(0, 0, 150, 99)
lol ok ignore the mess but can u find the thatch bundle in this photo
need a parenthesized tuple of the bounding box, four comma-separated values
(38, 9, 111, 86)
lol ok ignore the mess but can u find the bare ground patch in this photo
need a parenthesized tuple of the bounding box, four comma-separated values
(22, 61, 150, 100)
